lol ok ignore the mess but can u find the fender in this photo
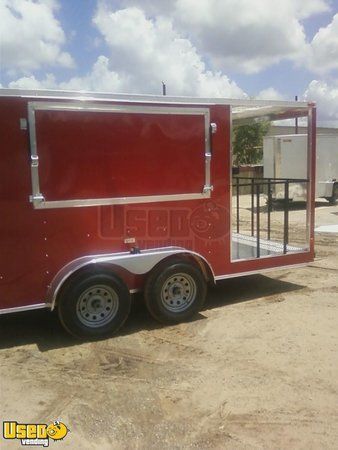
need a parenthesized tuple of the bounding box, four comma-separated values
(47, 246, 215, 310)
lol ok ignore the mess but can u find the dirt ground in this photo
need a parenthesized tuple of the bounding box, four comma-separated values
(0, 200, 337, 450)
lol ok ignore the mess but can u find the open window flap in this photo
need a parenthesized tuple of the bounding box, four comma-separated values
(28, 102, 212, 208)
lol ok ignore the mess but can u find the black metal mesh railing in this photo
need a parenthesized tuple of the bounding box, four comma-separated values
(232, 177, 309, 257)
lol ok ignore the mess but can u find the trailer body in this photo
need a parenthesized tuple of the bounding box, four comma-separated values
(264, 134, 338, 202)
(0, 89, 316, 337)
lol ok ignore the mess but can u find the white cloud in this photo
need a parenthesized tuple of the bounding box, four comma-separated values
(60, 56, 124, 92)
(119, 0, 331, 74)
(294, 0, 330, 19)
(89, 5, 246, 97)
(119, 0, 176, 17)
(121, 0, 330, 19)
(4, 4, 246, 97)
(8, 4, 246, 98)
(304, 79, 338, 126)
(255, 80, 338, 127)
(8, 59, 124, 92)
(179, 0, 333, 73)
(6, 0, 338, 117)
(0, 0, 74, 72)
(8, 73, 58, 89)
(305, 13, 338, 74)
(256, 87, 285, 101)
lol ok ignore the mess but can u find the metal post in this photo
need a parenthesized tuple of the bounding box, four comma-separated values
(162, 81, 166, 96)
(295, 95, 298, 134)
(251, 178, 254, 237)
(267, 178, 271, 240)
(256, 184, 260, 258)
(236, 177, 240, 233)
(283, 181, 289, 254)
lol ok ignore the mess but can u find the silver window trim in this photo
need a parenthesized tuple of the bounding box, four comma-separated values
(28, 102, 212, 209)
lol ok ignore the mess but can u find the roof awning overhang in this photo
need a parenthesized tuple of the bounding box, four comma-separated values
(0, 89, 312, 125)
(232, 105, 309, 125)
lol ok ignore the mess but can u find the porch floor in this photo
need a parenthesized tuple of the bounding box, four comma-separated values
(232, 233, 303, 260)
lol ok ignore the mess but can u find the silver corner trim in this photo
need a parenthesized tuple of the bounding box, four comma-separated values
(203, 185, 213, 194)
(0, 303, 49, 315)
(29, 193, 45, 204)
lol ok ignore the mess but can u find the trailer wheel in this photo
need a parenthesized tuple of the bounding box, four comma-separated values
(144, 259, 207, 324)
(57, 270, 131, 339)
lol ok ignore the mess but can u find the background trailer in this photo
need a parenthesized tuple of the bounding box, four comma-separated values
(0, 90, 316, 338)
(264, 134, 338, 204)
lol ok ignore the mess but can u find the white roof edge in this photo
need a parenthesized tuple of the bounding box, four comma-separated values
(265, 134, 308, 138)
(0, 88, 310, 108)
(267, 133, 338, 138)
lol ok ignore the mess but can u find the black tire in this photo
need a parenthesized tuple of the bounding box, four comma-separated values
(144, 259, 207, 324)
(57, 269, 131, 339)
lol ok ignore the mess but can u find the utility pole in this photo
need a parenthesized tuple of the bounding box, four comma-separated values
(162, 81, 166, 96)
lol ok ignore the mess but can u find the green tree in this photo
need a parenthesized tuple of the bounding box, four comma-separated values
(233, 121, 270, 165)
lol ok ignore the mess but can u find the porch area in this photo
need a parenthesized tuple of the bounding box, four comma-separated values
(231, 177, 310, 261)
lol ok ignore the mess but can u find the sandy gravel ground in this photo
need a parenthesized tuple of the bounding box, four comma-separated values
(0, 201, 337, 449)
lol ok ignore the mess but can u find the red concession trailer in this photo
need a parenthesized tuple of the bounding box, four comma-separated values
(0, 89, 316, 338)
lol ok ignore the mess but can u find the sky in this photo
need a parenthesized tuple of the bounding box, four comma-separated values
(1, 0, 338, 125)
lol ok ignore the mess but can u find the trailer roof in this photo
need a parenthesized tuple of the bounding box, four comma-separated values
(0, 88, 309, 107)
(0, 88, 311, 122)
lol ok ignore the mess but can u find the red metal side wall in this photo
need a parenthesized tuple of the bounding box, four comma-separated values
(0, 96, 314, 310)
(0, 98, 230, 309)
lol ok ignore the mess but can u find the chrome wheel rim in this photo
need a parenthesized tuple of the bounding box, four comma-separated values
(76, 284, 119, 328)
(161, 273, 197, 313)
